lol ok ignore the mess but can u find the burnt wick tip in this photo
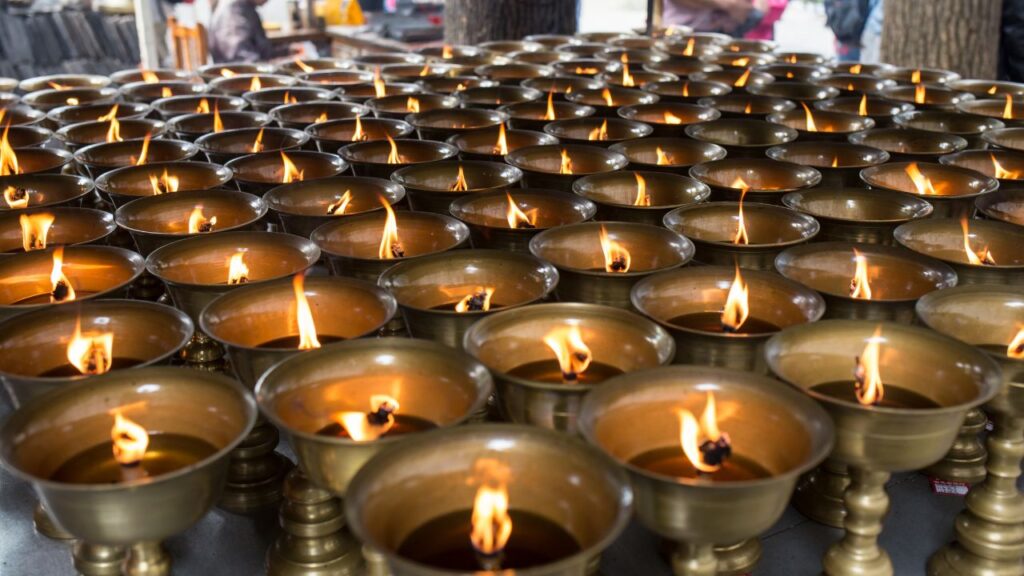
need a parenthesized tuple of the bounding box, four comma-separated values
(699, 435, 732, 467)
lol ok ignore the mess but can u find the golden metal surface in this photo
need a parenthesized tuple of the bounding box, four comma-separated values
(449, 188, 597, 253)
(782, 187, 932, 245)
(895, 218, 1024, 286)
(391, 160, 522, 214)
(571, 170, 711, 226)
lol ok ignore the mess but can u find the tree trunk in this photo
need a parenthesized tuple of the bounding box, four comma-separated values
(881, 0, 1003, 79)
(444, 0, 578, 44)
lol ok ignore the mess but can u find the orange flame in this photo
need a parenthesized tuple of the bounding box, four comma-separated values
(227, 251, 250, 285)
(293, 57, 315, 73)
(469, 459, 513, 558)
(601, 87, 614, 107)
(292, 273, 321, 350)
(249, 76, 262, 92)
(283, 91, 298, 105)
(315, 110, 329, 124)
(1, 123, 21, 177)
(418, 63, 432, 77)
(50, 246, 76, 302)
(385, 133, 401, 164)
(4, 185, 28, 208)
(683, 37, 696, 57)
(442, 44, 454, 59)
(858, 94, 869, 116)
(1004, 94, 1015, 120)
(406, 96, 421, 113)
(187, 205, 216, 234)
(196, 98, 211, 114)
(678, 391, 730, 473)
(111, 411, 149, 465)
(543, 325, 592, 382)
(854, 326, 885, 405)
(588, 119, 609, 141)
(720, 266, 749, 332)
(251, 127, 265, 153)
(663, 111, 683, 125)
(148, 168, 180, 195)
(990, 153, 1021, 180)
(67, 317, 113, 376)
(850, 248, 873, 299)
(378, 197, 403, 259)
(19, 212, 55, 251)
(988, 85, 999, 95)
(494, 123, 509, 155)
(849, 63, 863, 74)
(1007, 326, 1024, 359)
(734, 68, 752, 87)
(743, 100, 753, 114)
(373, 67, 387, 98)
(655, 146, 674, 166)
(960, 216, 996, 265)
(213, 103, 224, 133)
(599, 225, 631, 273)
(911, 69, 922, 84)
(132, 133, 152, 166)
(48, 81, 71, 90)
(220, 69, 237, 78)
(352, 115, 367, 142)
(681, 81, 690, 98)
(455, 287, 495, 313)
(326, 190, 352, 215)
(914, 84, 927, 104)
(332, 395, 400, 441)
(141, 70, 160, 83)
(543, 90, 556, 121)
(786, 54, 798, 64)
(161, 86, 173, 98)
(731, 57, 751, 67)
(505, 192, 537, 229)
(620, 53, 635, 87)
(100, 104, 122, 143)
(66, 97, 80, 106)
(732, 177, 750, 245)
(575, 66, 599, 75)
(904, 162, 945, 196)
(801, 102, 818, 132)
(559, 148, 574, 174)
(633, 172, 650, 206)
(449, 165, 469, 191)
(831, 156, 840, 168)
(280, 151, 305, 183)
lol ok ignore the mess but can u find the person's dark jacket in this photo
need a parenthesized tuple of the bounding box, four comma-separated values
(825, 0, 872, 44)
(1000, 0, 1024, 82)
(208, 0, 286, 63)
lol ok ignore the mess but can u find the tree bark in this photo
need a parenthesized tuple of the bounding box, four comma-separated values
(881, 0, 1003, 79)
(444, 0, 579, 44)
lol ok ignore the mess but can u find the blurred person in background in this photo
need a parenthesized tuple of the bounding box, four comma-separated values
(745, 0, 787, 40)
(1000, 0, 1024, 81)
(661, 0, 762, 35)
(859, 0, 884, 63)
(209, 0, 296, 62)
(825, 0, 870, 61)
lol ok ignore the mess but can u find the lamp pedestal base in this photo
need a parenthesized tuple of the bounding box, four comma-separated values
(925, 408, 989, 486)
(823, 467, 893, 576)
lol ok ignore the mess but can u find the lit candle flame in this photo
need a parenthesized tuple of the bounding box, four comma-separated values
(19, 212, 55, 251)
(831, 156, 840, 168)
(161, 86, 173, 98)
(449, 165, 469, 191)
(333, 395, 400, 441)
(1004, 94, 1015, 120)
(442, 44, 454, 59)
(786, 54, 798, 64)
(378, 197, 404, 259)
(914, 84, 927, 104)
(850, 248, 873, 299)
(251, 127, 265, 153)
(373, 66, 387, 98)
(543, 325, 592, 382)
(905, 162, 943, 195)
(505, 192, 537, 229)
(849, 63, 863, 74)
(148, 168, 180, 195)
(187, 205, 217, 234)
(100, 104, 122, 143)
(111, 411, 149, 465)
(220, 68, 237, 78)
(599, 224, 631, 273)
(1007, 326, 1024, 359)
(352, 115, 367, 142)
(418, 63, 431, 77)
(575, 66, 599, 75)
(655, 146, 674, 166)
(620, 53, 635, 87)
(991, 153, 1021, 179)
(67, 317, 113, 376)
(720, 266, 749, 332)
(911, 69, 922, 84)
(1, 123, 21, 177)
(455, 287, 495, 313)
(196, 98, 211, 114)
(960, 216, 997, 266)
(858, 94, 869, 116)
(601, 87, 614, 107)
(663, 111, 683, 125)
(213, 103, 224, 133)
(66, 97, 80, 106)
(732, 177, 750, 245)
(249, 76, 262, 92)
(734, 68, 751, 87)
(801, 102, 818, 132)
(988, 85, 999, 95)
(141, 70, 160, 84)
(326, 190, 352, 215)
(48, 81, 71, 90)
(493, 123, 509, 155)
(132, 133, 152, 166)
(587, 119, 609, 141)
(559, 148, 574, 174)
(633, 172, 650, 206)
(315, 110, 329, 124)
(49, 246, 76, 302)
(283, 91, 298, 105)
(470, 458, 513, 563)
(683, 37, 696, 57)
(294, 57, 315, 73)
(384, 133, 401, 164)
(854, 326, 885, 406)
(679, 391, 731, 474)
(543, 90, 556, 121)
(406, 96, 421, 113)
(681, 81, 690, 98)
(4, 185, 28, 209)
(280, 151, 305, 183)
(732, 57, 750, 67)
(227, 251, 250, 285)
(292, 273, 321, 350)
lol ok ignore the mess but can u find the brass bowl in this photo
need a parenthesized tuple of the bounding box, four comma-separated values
(749, 80, 840, 103)
(391, 160, 522, 214)
(226, 150, 348, 195)
(757, 63, 832, 82)
(275, 57, 354, 75)
(5, 147, 74, 175)
(1, 125, 54, 148)
(0, 246, 145, 321)
(255, 337, 492, 494)
(578, 365, 832, 566)
(982, 126, 1024, 152)
(521, 75, 605, 100)
(975, 188, 1024, 227)
(948, 79, 1024, 97)
(198, 62, 276, 82)
(480, 40, 544, 53)
(406, 108, 508, 141)
(336, 82, 421, 104)
(270, 101, 373, 130)
(725, 38, 777, 53)
(145, 230, 320, 322)
(209, 74, 298, 96)
(22, 87, 118, 112)
(417, 44, 490, 59)
(956, 98, 1024, 128)
(306, 117, 412, 151)
(115, 189, 267, 256)
(564, 86, 660, 117)
(543, 117, 653, 148)
(109, 68, 196, 85)
(118, 80, 207, 104)
(690, 70, 774, 93)
(196, 126, 309, 165)
(939, 149, 1024, 187)
(55, 119, 166, 151)
(464, 302, 674, 430)
(95, 161, 234, 207)
(697, 93, 796, 119)
(151, 94, 247, 121)
(596, 47, 669, 65)
(0, 174, 94, 210)
(814, 95, 913, 128)
(684, 118, 798, 158)
(526, 33, 580, 47)
(475, 63, 555, 85)
(353, 53, 425, 68)
(767, 109, 875, 142)
(75, 138, 199, 180)
(0, 299, 192, 406)
(0, 105, 46, 127)
(551, 57, 619, 77)
(0, 207, 115, 254)
(848, 127, 969, 162)
(242, 86, 337, 114)
(598, 70, 679, 89)
(766, 141, 889, 187)
(632, 266, 825, 372)
(505, 143, 629, 192)
(775, 241, 957, 323)
(379, 249, 559, 347)
(366, 93, 459, 121)
(416, 75, 498, 94)
(455, 85, 543, 109)
(664, 201, 820, 270)
(881, 84, 974, 111)
(201, 275, 397, 386)
(446, 125, 559, 162)
(498, 100, 596, 132)
(449, 188, 597, 252)
(572, 169, 710, 225)
(47, 102, 151, 127)
(378, 62, 458, 81)
(643, 59, 723, 79)
(0, 366, 256, 544)
(264, 175, 406, 237)
(690, 157, 822, 204)
(340, 139, 459, 180)
(881, 66, 962, 85)
(528, 221, 695, 309)
(609, 136, 727, 174)
(167, 111, 272, 142)
(711, 53, 776, 70)
(312, 210, 470, 283)
(894, 110, 1004, 149)
(18, 73, 111, 92)
(860, 161, 998, 219)
(644, 79, 732, 104)
(616, 102, 719, 137)
(814, 74, 897, 96)
(895, 217, 1024, 285)
(782, 187, 933, 244)
(831, 62, 897, 76)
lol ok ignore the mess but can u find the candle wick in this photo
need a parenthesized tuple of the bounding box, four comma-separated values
(699, 433, 732, 468)
(390, 242, 405, 258)
(609, 257, 628, 272)
(118, 459, 149, 483)
(474, 549, 504, 571)
(51, 280, 71, 302)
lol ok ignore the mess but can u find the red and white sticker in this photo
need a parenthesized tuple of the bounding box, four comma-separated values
(929, 477, 970, 496)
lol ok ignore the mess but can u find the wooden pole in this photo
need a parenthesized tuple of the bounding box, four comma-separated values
(444, 0, 578, 45)
(881, 0, 1003, 79)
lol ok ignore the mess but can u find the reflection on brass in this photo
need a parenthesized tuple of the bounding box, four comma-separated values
(571, 170, 710, 225)
(895, 218, 1024, 286)
(861, 162, 998, 220)
(391, 160, 522, 214)
(782, 187, 932, 244)
(450, 188, 596, 252)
